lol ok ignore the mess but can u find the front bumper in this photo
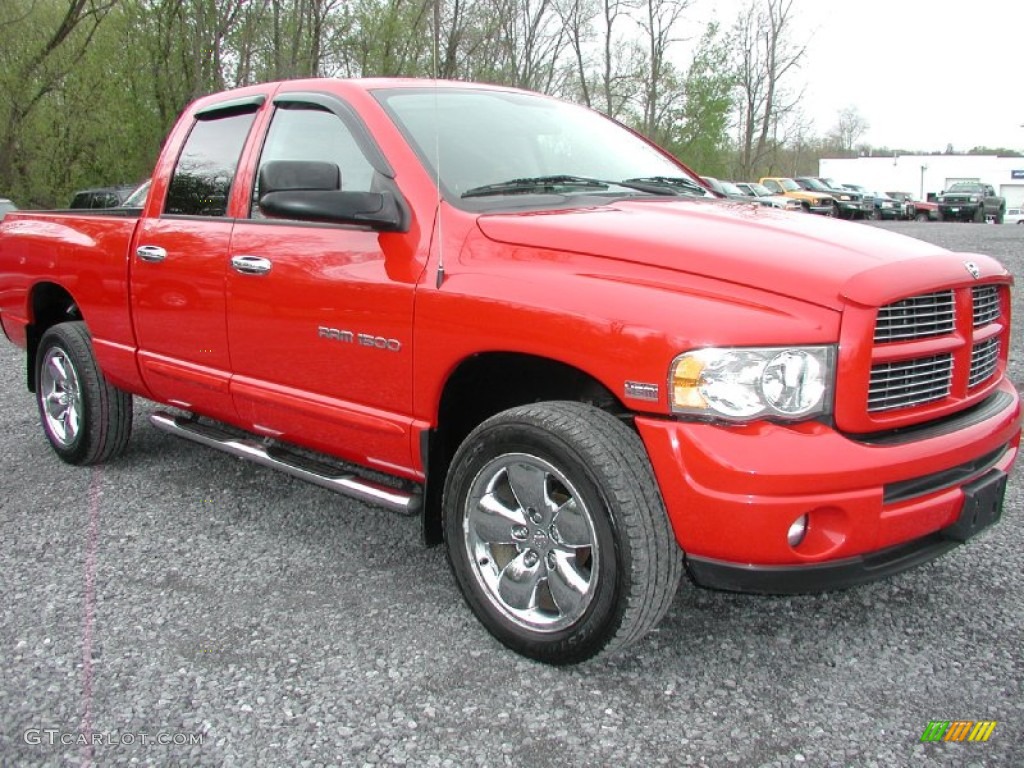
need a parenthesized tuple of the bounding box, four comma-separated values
(687, 531, 961, 593)
(834, 201, 866, 217)
(939, 203, 981, 219)
(635, 380, 1020, 591)
(808, 204, 834, 215)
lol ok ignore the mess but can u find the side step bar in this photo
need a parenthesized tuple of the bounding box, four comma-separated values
(149, 411, 421, 516)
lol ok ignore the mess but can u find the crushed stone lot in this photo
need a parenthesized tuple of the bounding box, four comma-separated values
(1, 221, 1021, 767)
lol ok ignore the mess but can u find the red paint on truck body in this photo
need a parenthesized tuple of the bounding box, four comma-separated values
(0, 78, 1018, 580)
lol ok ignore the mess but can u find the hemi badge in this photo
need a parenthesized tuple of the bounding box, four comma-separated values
(964, 261, 981, 280)
(625, 381, 660, 402)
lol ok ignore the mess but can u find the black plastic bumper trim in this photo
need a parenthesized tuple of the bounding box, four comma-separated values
(686, 533, 961, 595)
(883, 444, 1008, 504)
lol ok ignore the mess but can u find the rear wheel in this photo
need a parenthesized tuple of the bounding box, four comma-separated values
(443, 402, 681, 664)
(974, 206, 986, 223)
(35, 322, 132, 464)
(915, 211, 930, 222)
(996, 209, 1004, 224)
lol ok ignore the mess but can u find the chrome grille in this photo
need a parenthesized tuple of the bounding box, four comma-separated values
(868, 354, 953, 412)
(972, 285, 1000, 327)
(969, 338, 1001, 388)
(874, 291, 955, 342)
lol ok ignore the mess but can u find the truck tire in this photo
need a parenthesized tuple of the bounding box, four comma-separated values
(974, 206, 985, 223)
(35, 322, 132, 465)
(915, 211, 930, 222)
(442, 401, 681, 664)
(996, 209, 1004, 224)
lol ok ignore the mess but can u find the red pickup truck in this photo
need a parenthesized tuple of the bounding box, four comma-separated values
(1, 79, 1019, 664)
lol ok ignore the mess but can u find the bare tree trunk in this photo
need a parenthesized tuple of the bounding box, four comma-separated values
(732, 0, 805, 179)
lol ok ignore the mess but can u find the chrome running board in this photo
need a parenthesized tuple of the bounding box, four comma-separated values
(149, 411, 421, 515)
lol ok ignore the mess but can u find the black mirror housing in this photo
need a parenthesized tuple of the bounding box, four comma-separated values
(260, 189, 404, 231)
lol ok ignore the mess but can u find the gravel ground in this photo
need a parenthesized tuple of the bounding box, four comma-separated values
(1, 221, 1022, 767)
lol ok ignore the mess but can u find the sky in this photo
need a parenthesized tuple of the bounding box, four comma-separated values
(698, 1, 1024, 153)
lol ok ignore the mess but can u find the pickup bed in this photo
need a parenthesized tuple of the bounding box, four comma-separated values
(1, 78, 1019, 664)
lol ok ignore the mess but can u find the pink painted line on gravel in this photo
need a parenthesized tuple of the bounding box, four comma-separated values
(79, 467, 102, 768)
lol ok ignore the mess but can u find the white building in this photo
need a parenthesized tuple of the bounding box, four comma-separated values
(819, 155, 1024, 206)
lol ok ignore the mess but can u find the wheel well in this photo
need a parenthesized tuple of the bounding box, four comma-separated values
(421, 353, 624, 545)
(26, 283, 81, 391)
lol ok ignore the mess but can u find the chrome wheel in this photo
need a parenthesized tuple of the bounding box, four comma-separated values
(463, 452, 598, 633)
(39, 347, 82, 447)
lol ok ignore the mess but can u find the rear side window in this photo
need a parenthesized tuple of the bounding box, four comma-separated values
(166, 109, 257, 217)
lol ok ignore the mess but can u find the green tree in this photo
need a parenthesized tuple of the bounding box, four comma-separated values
(660, 22, 735, 175)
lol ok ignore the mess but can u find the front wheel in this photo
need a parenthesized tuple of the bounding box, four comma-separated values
(35, 322, 133, 465)
(915, 211, 930, 222)
(443, 402, 681, 664)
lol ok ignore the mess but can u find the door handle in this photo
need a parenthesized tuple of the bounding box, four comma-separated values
(231, 255, 273, 275)
(136, 245, 167, 263)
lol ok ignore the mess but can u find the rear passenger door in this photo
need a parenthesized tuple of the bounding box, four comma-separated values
(131, 100, 260, 420)
(225, 93, 424, 474)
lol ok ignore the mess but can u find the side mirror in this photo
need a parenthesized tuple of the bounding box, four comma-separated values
(260, 189, 403, 231)
(257, 159, 403, 231)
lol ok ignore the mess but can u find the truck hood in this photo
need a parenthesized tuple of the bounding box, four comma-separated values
(475, 198, 1002, 310)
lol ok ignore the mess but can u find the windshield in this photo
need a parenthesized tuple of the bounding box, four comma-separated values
(800, 178, 829, 192)
(746, 183, 772, 197)
(719, 181, 744, 196)
(376, 87, 701, 209)
(948, 182, 983, 192)
(777, 178, 800, 192)
(0, 200, 16, 219)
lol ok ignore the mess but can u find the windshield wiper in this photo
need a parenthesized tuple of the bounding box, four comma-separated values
(462, 175, 612, 199)
(622, 176, 709, 196)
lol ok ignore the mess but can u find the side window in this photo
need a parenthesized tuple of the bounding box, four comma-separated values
(765, 180, 780, 193)
(166, 109, 257, 217)
(251, 104, 376, 218)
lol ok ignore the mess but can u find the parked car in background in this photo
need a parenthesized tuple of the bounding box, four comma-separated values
(886, 192, 938, 221)
(841, 184, 876, 212)
(937, 182, 1006, 223)
(794, 177, 868, 220)
(1004, 207, 1024, 225)
(120, 179, 151, 208)
(0, 197, 16, 221)
(869, 191, 902, 220)
(733, 182, 803, 211)
(701, 176, 753, 201)
(759, 177, 834, 214)
(69, 184, 138, 209)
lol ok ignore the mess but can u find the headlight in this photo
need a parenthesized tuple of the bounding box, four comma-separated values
(670, 346, 835, 421)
